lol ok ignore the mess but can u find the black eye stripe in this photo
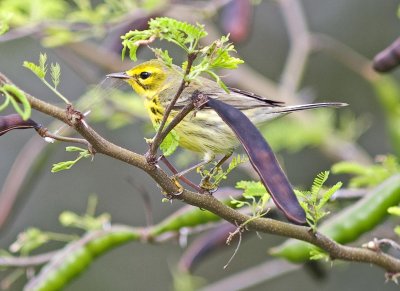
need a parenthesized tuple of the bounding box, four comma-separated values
(139, 72, 151, 79)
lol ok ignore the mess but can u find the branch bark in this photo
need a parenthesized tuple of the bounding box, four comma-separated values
(1, 72, 400, 274)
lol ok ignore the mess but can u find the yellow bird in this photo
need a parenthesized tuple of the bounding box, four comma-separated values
(108, 59, 347, 224)
(108, 59, 345, 164)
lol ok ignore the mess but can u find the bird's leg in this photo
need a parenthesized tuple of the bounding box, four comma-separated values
(200, 152, 233, 190)
(210, 152, 233, 175)
(174, 157, 214, 178)
(159, 155, 204, 193)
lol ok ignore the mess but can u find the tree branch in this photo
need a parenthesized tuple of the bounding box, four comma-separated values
(1, 72, 400, 274)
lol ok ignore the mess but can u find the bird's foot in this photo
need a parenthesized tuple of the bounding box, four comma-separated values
(199, 176, 218, 194)
(170, 176, 185, 196)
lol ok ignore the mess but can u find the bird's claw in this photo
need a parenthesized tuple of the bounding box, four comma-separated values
(198, 176, 218, 194)
(171, 175, 184, 196)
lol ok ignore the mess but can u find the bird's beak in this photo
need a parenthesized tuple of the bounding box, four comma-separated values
(106, 72, 130, 79)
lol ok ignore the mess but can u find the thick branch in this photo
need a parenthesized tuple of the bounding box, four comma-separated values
(1, 72, 400, 273)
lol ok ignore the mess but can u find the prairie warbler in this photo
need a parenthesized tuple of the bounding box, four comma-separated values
(108, 59, 345, 163)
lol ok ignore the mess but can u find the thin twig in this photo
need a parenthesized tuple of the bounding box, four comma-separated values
(278, 0, 311, 103)
(153, 100, 196, 150)
(330, 188, 367, 200)
(125, 176, 154, 226)
(201, 259, 300, 291)
(223, 224, 243, 269)
(36, 127, 93, 151)
(147, 53, 197, 161)
(363, 238, 400, 253)
(0, 251, 58, 267)
(310, 33, 380, 82)
(134, 35, 156, 47)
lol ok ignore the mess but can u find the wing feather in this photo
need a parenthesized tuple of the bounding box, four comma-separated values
(170, 79, 284, 110)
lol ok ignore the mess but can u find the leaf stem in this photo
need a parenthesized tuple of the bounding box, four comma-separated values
(42, 78, 71, 104)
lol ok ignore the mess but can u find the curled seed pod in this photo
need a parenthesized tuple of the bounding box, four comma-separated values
(0, 114, 40, 136)
(178, 223, 238, 272)
(373, 37, 400, 73)
(207, 98, 306, 225)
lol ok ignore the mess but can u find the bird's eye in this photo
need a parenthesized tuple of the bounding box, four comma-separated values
(139, 72, 151, 80)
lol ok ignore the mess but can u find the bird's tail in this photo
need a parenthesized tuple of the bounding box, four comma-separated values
(249, 102, 347, 125)
(273, 102, 348, 114)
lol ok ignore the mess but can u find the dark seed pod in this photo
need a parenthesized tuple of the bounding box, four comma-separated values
(0, 114, 40, 136)
(207, 98, 306, 225)
(221, 0, 253, 43)
(373, 37, 400, 73)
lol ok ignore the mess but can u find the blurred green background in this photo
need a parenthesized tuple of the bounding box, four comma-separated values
(1, 0, 399, 290)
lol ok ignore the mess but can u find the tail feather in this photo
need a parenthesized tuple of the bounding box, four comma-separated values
(275, 102, 348, 113)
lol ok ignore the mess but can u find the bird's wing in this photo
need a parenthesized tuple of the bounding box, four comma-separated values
(171, 85, 284, 110)
(218, 88, 284, 109)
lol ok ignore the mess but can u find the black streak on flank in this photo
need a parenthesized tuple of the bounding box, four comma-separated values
(206, 98, 307, 225)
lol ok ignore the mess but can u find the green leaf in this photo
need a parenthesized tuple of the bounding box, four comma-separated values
(201, 35, 243, 70)
(0, 90, 10, 111)
(59, 211, 81, 226)
(204, 70, 229, 92)
(51, 161, 77, 173)
(59, 210, 110, 231)
(153, 48, 173, 66)
(23, 53, 48, 79)
(39, 53, 48, 76)
(24, 53, 70, 104)
(311, 171, 329, 196)
(236, 180, 267, 198)
(233, 180, 270, 216)
(121, 17, 243, 94)
(296, 171, 342, 231)
(42, 27, 76, 47)
(51, 62, 61, 89)
(51, 147, 91, 172)
(148, 17, 207, 51)
(160, 129, 180, 156)
(230, 198, 248, 208)
(309, 248, 329, 261)
(395, 226, 400, 237)
(122, 17, 207, 60)
(121, 29, 155, 61)
(66, 146, 87, 152)
(0, 18, 9, 36)
(9, 228, 49, 255)
(23, 61, 46, 79)
(332, 155, 400, 188)
(318, 182, 342, 209)
(0, 84, 31, 120)
(388, 206, 400, 216)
